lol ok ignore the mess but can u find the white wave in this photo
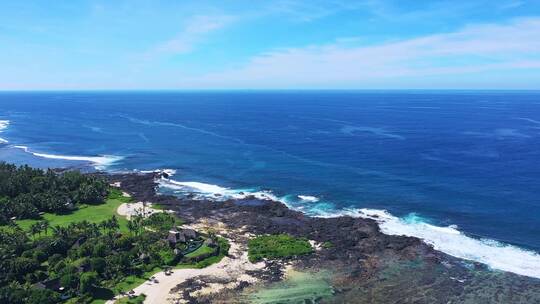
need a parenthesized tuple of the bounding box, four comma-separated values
(156, 174, 540, 279)
(298, 195, 320, 203)
(13, 146, 123, 170)
(0, 120, 10, 143)
(0, 120, 9, 131)
(341, 125, 405, 140)
(516, 117, 540, 125)
(315, 207, 540, 279)
(464, 129, 530, 139)
(158, 178, 281, 202)
(139, 168, 177, 176)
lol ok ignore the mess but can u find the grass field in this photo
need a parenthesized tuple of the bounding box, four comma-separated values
(248, 234, 313, 262)
(184, 243, 214, 258)
(11, 188, 230, 304)
(16, 188, 132, 233)
(115, 294, 146, 304)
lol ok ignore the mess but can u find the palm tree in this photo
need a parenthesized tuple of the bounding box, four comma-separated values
(29, 222, 41, 238)
(127, 220, 136, 236)
(39, 220, 49, 235)
(110, 215, 119, 231)
(51, 225, 69, 239)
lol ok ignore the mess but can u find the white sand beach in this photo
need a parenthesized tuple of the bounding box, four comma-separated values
(106, 236, 263, 304)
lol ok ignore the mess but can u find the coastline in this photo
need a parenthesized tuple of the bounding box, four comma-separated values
(157, 172, 540, 280)
(3, 128, 540, 303)
(2, 109, 540, 279)
(105, 171, 540, 303)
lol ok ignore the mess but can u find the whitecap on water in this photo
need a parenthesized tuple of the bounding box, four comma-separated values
(159, 176, 540, 279)
(158, 178, 281, 202)
(0, 120, 10, 144)
(13, 145, 123, 170)
(298, 195, 320, 203)
(315, 207, 540, 279)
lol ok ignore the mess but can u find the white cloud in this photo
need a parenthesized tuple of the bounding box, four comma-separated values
(179, 18, 540, 88)
(153, 14, 234, 55)
(499, 1, 525, 10)
(266, 0, 368, 22)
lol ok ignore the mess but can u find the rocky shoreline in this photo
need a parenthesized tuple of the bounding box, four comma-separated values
(106, 172, 540, 303)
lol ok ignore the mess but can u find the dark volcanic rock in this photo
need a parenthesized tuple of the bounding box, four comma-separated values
(106, 173, 540, 303)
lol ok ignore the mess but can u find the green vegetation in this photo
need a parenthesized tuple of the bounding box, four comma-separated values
(0, 162, 108, 224)
(184, 244, 214, 258)
(142, 212, 182, 232)
(322, 241, 333, 249)
(248, 234, 313, 263)
(0, 163, 230, 304)
(16, 189, 130, 233)
(115, 294, 146, 304)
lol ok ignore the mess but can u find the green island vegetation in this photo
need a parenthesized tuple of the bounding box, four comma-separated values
(16, 190, 130, 234)
(248, 234, 313, 263)
(0, 162, 109, 224)
(114, 294, 146, 304)
(0, 163, 229, 304)
(322, 241, 333, 249)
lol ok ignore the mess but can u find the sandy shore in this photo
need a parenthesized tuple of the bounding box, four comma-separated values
(116, 201, 164, 220)
(107, 236, 263, 304)
(111, 201, 264, 304)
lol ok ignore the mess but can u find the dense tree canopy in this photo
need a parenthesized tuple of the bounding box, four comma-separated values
(0, 162, 108, 224)
(0, 163, 226, 303)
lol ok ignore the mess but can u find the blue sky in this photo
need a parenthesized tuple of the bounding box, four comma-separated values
(1, 0, 540, 89)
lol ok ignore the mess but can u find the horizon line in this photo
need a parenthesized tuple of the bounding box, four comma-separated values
(1, 88, 540, 93)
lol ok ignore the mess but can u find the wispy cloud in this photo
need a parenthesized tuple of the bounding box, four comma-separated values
(179, 17, 540, 88)
(152, 14, 234, 55)
(266, 0, 367, 22)
(499, 0, 525, 10)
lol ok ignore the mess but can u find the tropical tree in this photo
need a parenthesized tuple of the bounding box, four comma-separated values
(29, 223, 42, 238)
(39, 220, 49, 235)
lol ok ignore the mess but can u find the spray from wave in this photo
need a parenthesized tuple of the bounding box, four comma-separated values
(298, 195, 320, 203)
(158, 177, 281, 202)
(315, 207, 540, 279)
(0, 120, 10, 144)
(13, 146, 123, 170)
(158, 174, 540, 279)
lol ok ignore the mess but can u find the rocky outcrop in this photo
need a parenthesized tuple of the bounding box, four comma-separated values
(106, 173, 540, 303)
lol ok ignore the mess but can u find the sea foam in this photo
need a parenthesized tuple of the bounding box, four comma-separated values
(159, 176, 540, 279)
(315, 207, 540, 279)
(158, 178, 281, 202)
(14, 146, 123, 170)
(0, 120, 10, 143)
(298, 195, 320, 203)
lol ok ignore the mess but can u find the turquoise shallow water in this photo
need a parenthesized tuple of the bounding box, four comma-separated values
(1, 91, 539, 277)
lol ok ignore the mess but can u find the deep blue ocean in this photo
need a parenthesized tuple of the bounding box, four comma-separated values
(1, 91, 540, 278)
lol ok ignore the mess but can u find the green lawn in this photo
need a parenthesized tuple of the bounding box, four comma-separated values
(16, 189, 132, 233)
(248, 234, 313, 263)
(184, 243, 214, 258)
(115, 294, 146, 304)
(10, 188, 231, 303)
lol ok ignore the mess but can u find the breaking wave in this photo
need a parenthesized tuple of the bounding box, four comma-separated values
(13, 145, 123, 170)
(158, 177, 280, 202)
(0, 120, 10, 143)
(315, 208, 540, 279)
(298, 195, 320, 202)
(158, 174, 540, 279)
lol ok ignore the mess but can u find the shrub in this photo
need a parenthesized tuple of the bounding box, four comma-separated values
(248, 234, 313, 263)
(79, 271, 98, 294)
